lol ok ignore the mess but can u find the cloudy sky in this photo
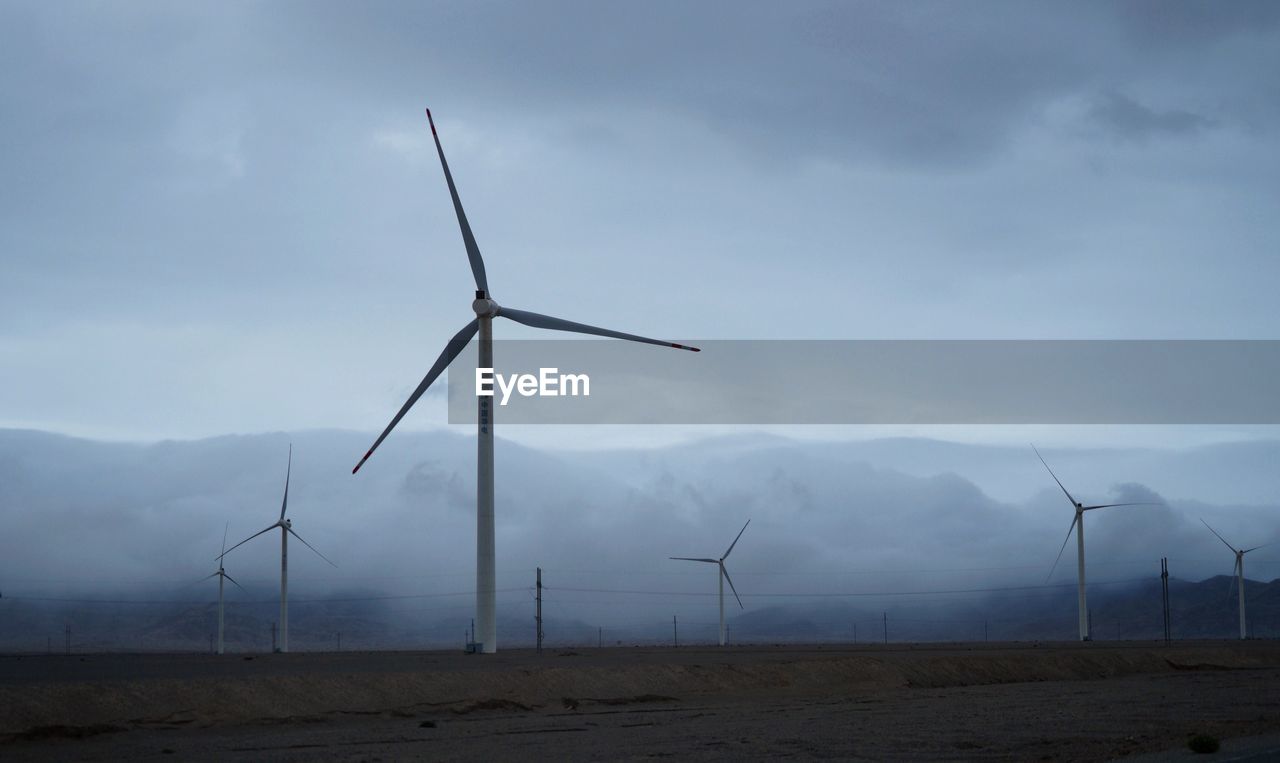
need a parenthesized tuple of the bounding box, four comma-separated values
(3, 1, 1279, 446)
(4, 3, 1280, 643)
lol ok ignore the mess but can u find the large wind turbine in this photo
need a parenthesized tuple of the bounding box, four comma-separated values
(352, 109, 699, 654)
(204, 522, 245, 655)
(1035, 445, 1159, 641)
(223, 445, 336, 653)
(1201, 519, 1273, 640)
(671, 519, 750, 646)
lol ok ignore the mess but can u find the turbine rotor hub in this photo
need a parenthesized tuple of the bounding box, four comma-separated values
(472, 292, 499, 318)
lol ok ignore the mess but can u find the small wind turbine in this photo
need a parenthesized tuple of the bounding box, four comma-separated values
(1035, 445, 1160, 641)
(204, 522, 245, 655)
(222, 445, 336, 653)
(1201, 518, 1274, 640)
(352, 109, 699, 654)
(671, 519, 750, 646)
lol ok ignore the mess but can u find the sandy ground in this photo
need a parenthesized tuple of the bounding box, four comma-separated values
(2, 641, 1279, 761)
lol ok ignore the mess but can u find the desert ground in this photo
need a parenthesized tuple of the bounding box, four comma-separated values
(2, 641, 1279, 761)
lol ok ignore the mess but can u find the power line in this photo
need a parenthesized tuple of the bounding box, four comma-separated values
(544, 577, 1151, 600)
(2, 588, 530, 606)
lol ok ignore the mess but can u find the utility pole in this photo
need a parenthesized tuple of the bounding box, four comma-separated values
(1161, 557, 1171, 645)
(882, 612, 888, 645)
(536, 568, 543, 655)
(673, 615, 678, 648)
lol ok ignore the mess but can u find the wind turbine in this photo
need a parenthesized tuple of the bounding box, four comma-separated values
(351, 109, 699, 654)
(222, 445, 336, 653)
(670, 519, 750, 646)
(204, 522, 245, 655)
(1035, 445, 1159, 641)
(1201, 518, 1273, 640)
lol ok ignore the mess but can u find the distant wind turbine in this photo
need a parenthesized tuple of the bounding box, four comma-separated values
(222, 445, 336, 653)
(1201, 518, 1274, 640)
(1035, 445, 1160, 641)
(351, 109, 699, 654)
(671, 519, 750, 646)
(204, 522, 245, 655)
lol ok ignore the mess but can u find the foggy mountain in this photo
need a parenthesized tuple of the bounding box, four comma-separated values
(1, 428, 1277, 651)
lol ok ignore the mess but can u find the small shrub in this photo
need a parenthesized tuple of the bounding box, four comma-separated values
(1188, 733, 1219, 753)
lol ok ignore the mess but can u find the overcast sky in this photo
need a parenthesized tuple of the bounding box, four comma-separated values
(5, 5, 1280, 644)
(3, 1, 1280, 445)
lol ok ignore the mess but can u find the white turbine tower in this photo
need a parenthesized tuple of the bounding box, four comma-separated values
(204, 523, 245, 655)
(671, 519, 750, 646)
(1201, 518, 1274, 640)
(1035, 445, 1160, 642)
(223, 445, 336, 653)
(352, 109, 699, 654)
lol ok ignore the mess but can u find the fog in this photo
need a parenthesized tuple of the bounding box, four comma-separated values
(2, 428, 1276, 646)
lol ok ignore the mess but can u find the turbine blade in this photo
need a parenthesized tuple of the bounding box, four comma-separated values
(1200, 518, 1239, 553)
(201, 572, 219, 582)
(1032, 444, 1078, 507)
(425, 109, 488, 293)
(221, 521, 229, 558)
(219, 523, 276, 560)
(1242, 541, 1277, 554)
(353, 318, 480, 474)
(1082, 502, 1162, 511)
(500, 306, 699, 351)
(669, 557, 718, 564)
(1046, 514, 1079, 583)
(222, 571, 247, 592)
(1228, 558, 1240, 598)
(723, 519, 751, 559)
(279, 444, 292, 522)
(721, 564, 743, 609)
(288, 527, 338, 568)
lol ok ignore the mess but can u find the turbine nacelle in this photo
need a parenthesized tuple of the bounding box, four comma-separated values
(472, 292, 499, 318)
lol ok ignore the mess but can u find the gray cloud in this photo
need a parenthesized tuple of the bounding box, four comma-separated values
(1, 2, 1279, 443)
(1089, 92, 1214, 142)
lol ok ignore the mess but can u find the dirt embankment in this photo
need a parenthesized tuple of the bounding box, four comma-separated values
(2, 642, 1276, 736)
